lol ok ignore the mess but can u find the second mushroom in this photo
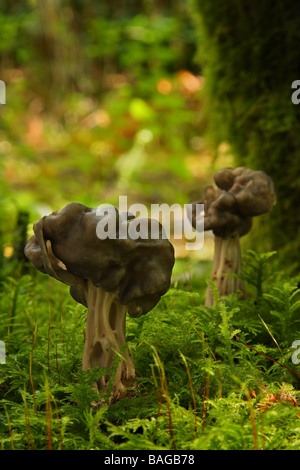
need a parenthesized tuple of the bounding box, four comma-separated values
(25, 202, 174, 403)
(190, 167, 276, 307)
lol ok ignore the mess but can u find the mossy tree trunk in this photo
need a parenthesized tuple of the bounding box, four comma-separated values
(190, 0, 300, 267)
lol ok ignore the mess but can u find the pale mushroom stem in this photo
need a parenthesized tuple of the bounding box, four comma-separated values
(82, 279, 136, 400)
(205, 232, 245, 307)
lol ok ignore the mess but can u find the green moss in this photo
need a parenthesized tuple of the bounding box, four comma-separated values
(0, 251, 300, 450)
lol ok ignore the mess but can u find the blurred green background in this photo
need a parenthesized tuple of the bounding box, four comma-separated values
(0, 0, 299, 273)
(0, 0, 227, 269)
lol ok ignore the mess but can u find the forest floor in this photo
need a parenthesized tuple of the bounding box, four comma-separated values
(1, 71, 300, 451)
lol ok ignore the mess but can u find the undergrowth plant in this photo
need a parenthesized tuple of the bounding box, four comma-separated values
(0, 251, 300, 450)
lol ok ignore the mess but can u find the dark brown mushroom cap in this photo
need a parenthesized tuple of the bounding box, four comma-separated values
(190, 167, 276, 238)
(25, 202, 175, 318)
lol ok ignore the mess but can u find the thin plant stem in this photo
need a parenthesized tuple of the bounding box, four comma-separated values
(45, 379, 53, 450)
(244, 385, 259, 450)
(234, 335, 300, 378)
(20, 389, 34, 450)
(190, 323, 222, 398)
(152, 347, 176, 450)
(30, 324, 38, 417)
(47, 307, 51, 372)
(179, 352, 199, 436)
(50, 390, 64, 450)
(4, 406, 15, 450)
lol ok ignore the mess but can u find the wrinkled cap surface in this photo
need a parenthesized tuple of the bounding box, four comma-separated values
(190, 167, 276, 238)
(25, 202, 175, 317)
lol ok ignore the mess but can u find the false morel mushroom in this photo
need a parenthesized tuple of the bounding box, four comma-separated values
(190, 167, 276, 306)
(25, 202, 174, 402)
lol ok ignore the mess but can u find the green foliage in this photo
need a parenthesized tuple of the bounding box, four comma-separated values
(1, 252, 300, 450)
(263, 282, 300, 348)
(0, 1, 197, 99)
(0, 0, 203, 231)
(236, 250, 277, 299)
